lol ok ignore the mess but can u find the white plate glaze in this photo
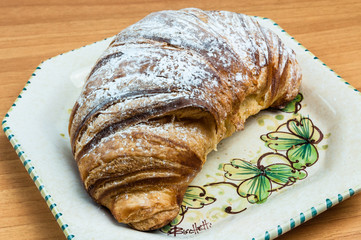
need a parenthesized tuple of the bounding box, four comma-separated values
(2, 17, 361, 240)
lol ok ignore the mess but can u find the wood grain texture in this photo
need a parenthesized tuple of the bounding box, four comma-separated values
(0, 0, 360, 239)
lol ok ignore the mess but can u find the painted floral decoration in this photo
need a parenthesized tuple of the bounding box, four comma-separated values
(280, 93, 303, 113)
(223, 153, 307, 204)
(261, 117, 323, 169)
(161, 186, 215, 233)
(161, 93, 327, 235)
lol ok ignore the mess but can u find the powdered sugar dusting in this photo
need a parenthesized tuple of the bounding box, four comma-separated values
(70, 8, 300, 156)
(69, 10, 302, 228)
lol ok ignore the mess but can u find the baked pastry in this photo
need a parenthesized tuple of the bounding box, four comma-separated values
(68, 8, 301, 231)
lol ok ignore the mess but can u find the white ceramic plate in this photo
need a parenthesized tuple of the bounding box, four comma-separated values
(3, 17, 361, 240)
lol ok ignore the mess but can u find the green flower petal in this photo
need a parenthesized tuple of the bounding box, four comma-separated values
(261, 132, 307, 151)
(310, 126, 323, 144)
(182, 186, 215, 209)
(281, 93, 303, 113)
(288, 118, 314, 140)
(287, 143, 318, 169)
(265, 164, 307, 185)
(161, 224, 172, 233)
(257, 153, 307, 190)
(223, 159, 260, 181)
(258, 152, 291, 166)
(237, 175, 271, 204)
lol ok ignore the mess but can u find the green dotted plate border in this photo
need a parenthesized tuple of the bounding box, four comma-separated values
(2, 16, 361, 240)
(1, 37, 111, 240)
(2, 67, 75, 240)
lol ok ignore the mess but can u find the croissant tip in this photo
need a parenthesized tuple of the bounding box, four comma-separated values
(128, 208, 179, 231)
(110, 189, 180, 231)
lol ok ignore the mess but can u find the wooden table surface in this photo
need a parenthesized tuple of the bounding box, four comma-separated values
(1, 0, 361, 239)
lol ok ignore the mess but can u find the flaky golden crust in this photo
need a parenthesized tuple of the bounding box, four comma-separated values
(69, 8, 301, 231)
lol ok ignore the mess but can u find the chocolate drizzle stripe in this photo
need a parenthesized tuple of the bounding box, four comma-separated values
(126, 132, 205, 168)
(72, 88, 177, 151)
(88, 166, 194, 196)
(88, 51, 124, 80)
(96, 176, 186, 202)
(81, 136, 204, 188)
(71, 32, 231, 151)
(75, 97, 218, 160)
(68, 102, 79, 134)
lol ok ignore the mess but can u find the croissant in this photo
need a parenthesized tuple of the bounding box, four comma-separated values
(69, 8, 301, 231)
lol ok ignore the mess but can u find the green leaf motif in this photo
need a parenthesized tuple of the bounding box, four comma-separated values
(281, 93, 303, 113)
(224, 154, 307, 204)
(237, 175, 271, 204)
(265, 163, 307, 186)
(223, 159, 260, 181)
(161, 186, 216, 233)
(261, 132, 307, 151)
(182, 186, 216, 209)
(288, 118, 314, 140)
(287, 143, 318, 169)
(258, 153, 307, 190)
(261, 117, 323, 170)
